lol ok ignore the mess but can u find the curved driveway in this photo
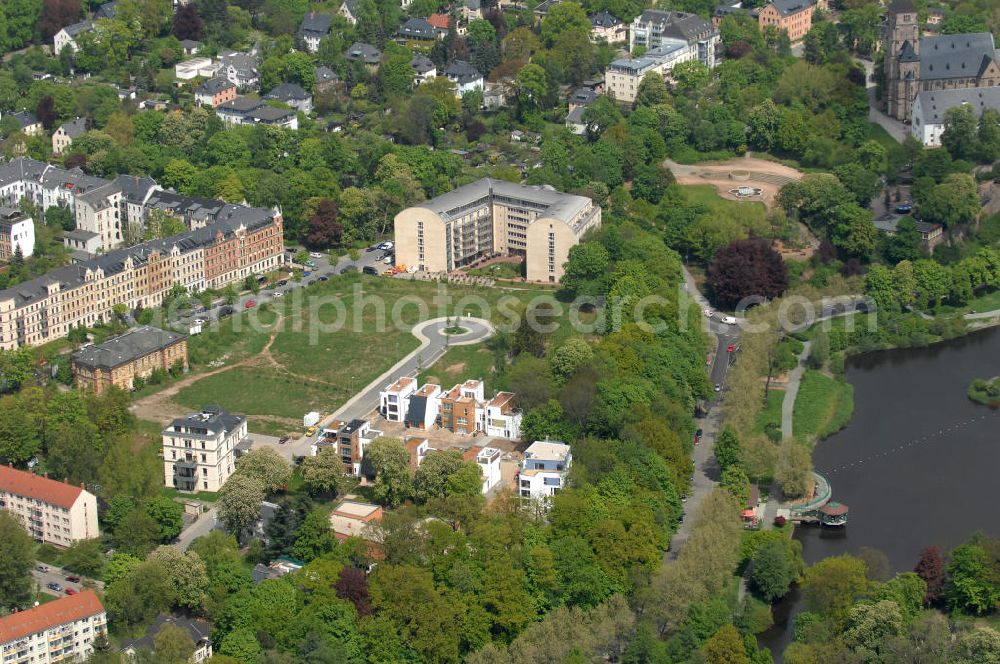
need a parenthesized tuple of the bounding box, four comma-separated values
(327, 316, 494, 424)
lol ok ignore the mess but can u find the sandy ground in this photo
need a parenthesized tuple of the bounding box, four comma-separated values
(664, 155, 805, 210)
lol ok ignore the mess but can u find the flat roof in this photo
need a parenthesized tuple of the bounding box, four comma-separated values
(524, 440, 571, 461)
(417, 178, 592, 224)
(333, 500, 381, 518)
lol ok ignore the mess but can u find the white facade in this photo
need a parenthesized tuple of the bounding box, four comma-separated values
(162, 406, 249, 492)
(74, 184, 124, 250)
(0, 591, 106, 664)
(380, 376, 418, 422)
(518, 440, 571, 501)
(911, 86, 1000, 147)
(0, 210, 35, 259)
(480, 391, 522, 439)
(606, 39, 693, 103)
(0, 465, 99, 546)
(476, 447, 502, 494)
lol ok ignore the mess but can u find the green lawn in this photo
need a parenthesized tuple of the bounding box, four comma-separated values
(170, 273, 583, 429)
(682, 184, 768, 220)
(754, 388, 785, 439)
(931, 288, 1000, 316)
(466, 262, 524, 279)
(866, 121, 903, 151)
(792, 370, 854, 444)
(419, 344, 497, 387)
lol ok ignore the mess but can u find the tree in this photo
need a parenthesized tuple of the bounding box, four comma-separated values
(714, 427, 743, 472)
(671, 61, 710, 95)
(413, 449, 465, 502)
(914, 545, 946, 605)
(803, 554, 869, 624)
(920, 173, 980, 228)
(751, 539, 797, 602)
(707, 239, 788, 310)
(305, 198, 343, 250)
(60, 538, 105, 578)
(172, 3, 203, 40)
(0, 512, 34, 609)
(634, 71, 668, 108)
(147, 546, 210, 611)
(514, 63, 548, 113)
(103, 552, 141, 586)
(150, 623, 196, 664)
(300, 448, 344, 498)
(774, 439, 812, 499)
(365, 437, 412, 507)
(40, 0, 80, 41)
(834, 162, 879, 206)
(520, 399, 577, 444)
(941, 104, 979, 161)
(540, 1, 590, 46)
(234, 447, 291, 494)
(291, 508, 337, 561)
(145, 496, 184, 542)
(217, 474, 266, 542)
(700, 624, 750, 664)
(114, 508, 162, 557)
(336, 566, 372, 617)
(945, 535, 1000, 615)
(35, 96, 57, 131)
(843, 600, 904, 661)
(549, 338, 593, 384)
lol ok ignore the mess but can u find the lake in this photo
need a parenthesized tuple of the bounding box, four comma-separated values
(759, 325, 1000, 657)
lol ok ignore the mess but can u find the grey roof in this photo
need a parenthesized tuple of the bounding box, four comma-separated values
(874, 216, 898, 232)
(919, 33, 998, 80)
(75, 181, 121, 207)
(346, 42, 381, 64)
(57, 117, 88, 138)
(444, 60, 482, 84)
(298, 12, 333, 37)
(768, 0, 817, 17)
(167, 405, 245, 436)
(121, 614, 211, 653)
(566, 105, 587, 125)
(0, 193, 275, 308)
(915, 87, 1000, 124)
(197, 78, 235, 95)
(64, 229, 99, 242)
(569, 86, 597, 106)
(72, 326, 186, 370)
(610, 40, 687, 73)
(418, 178, 591, 224)
(9, 111, 39, 128)
(0, 207, 28, 232)
(94, 1, 118, 19)
(590, 10, 620, 27)
(411, 54, 436, 74)
(248, 106, 296, 122)
(264, 83, 310, 101)
(888, 0, 916, 13)
(316, 65, 339, 83)
(61, 20, 94, 37)
(180, 39, 201, 49)
(465, 0, 482, 9)
(899, 40, 918, 62)
(342, 0, 361, 16)
(634, 9, 716, 42)
(914, 220, 941, 234)
(217, 96, 265, 114)
(399, 17, 437, 40)
(111, 174, 158, 203)
(218, 51, 260, 78)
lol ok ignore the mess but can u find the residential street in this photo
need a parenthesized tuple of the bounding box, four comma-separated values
(30, 564, 103, 595)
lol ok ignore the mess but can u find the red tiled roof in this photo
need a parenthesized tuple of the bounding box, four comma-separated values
(428, 13, 450, 28)
(463, 446, 482, 461)
(0, 465, 84, 509)
(0, 590, 104, 645)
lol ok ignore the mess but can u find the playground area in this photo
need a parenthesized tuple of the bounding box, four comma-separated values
(664, 156, 805, 209)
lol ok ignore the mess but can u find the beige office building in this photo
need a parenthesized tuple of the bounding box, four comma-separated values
(394, 178, 601, 282)
(0, 465, 99, 547)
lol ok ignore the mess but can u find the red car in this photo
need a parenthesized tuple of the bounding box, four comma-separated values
(727, 344, 735, 353)
(65, 575, 80, 583)
(245, 300, 256, 309)
(64, 588, 77, 595)
(694, 428, 703, 445)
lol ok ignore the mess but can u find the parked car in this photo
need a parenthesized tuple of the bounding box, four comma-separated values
(46, 582, 62, 592)
(309, 252, 323, 259)
(703, 308, 714, 318)
(362, 265, 379, 275)
(193, 318, 207, 325)
(278, 436, 290, 445)
(383, 256, 393, 264)
(305, 426, 318, 437)
(319, 275, 330, 281)
(64, 588, 77, 595)
(895, 203, 913, 214)
(272, 291, 283, 298)
(305, 260, 316, 268)
(381, 241, 393, 250)
(65, 575, 80, 583)
(302, 271, 311, 277)
(245, 300, 256, 309)
(36, 565, 48, 573)
(366, 245, 378, 252)
(277, 280, 288, 287)
(714, 384, 722, 392)
(720, 315, 737, 325)
(727, 344, 735, 353)
(219, 306, 234, 317)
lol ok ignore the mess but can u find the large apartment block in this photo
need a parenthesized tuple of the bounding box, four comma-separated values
(393, 178, 601, 282)
(0, 204, 283, 350)
(0, 590, 106, 664)
(628, 10, 719, 67)
(162, 405, 250, 492)
(0, 465, 98, 547)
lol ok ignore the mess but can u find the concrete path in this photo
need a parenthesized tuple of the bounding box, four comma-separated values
(781, 341, 812, 440)
(176, 506, 218, 550)
(860, 58, 908, 143)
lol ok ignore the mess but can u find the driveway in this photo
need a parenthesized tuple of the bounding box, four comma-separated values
(858, 58, 908, 143)
(31, 563, 103, 595)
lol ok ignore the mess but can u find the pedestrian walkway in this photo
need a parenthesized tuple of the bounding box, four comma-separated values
(781, 341, 812, 440)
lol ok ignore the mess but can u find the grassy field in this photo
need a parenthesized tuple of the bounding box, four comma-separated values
(466, 262, 524, 279)
(793, 370, 854, 444)
(931, 288, 1000, 316)
(418, 344, 497, 387)
(168, 273, 584, 430)
(682, 184, 768, 220)
(754, 388, 785, 438)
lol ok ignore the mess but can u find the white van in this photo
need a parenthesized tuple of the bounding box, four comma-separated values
(721, 315, 738, 325)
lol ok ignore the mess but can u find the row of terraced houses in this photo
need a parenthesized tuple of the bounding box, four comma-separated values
(0, 160, 285, 350)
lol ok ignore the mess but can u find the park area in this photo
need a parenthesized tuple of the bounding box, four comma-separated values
(133, 274, 586, 435)
(792, 370, 854, 444)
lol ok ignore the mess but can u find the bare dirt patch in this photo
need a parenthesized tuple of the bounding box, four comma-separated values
(665, 155, 806, 210)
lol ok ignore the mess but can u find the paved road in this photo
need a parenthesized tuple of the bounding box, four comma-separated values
(176, 507, 218, 550)
(858, 57, 908, 143)
(781, 341, 812, 440)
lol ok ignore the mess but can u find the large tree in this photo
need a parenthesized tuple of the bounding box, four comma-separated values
(305, 198, 343, 250)
(234, 447, 291, 494)
(0, 512, 34, 609)
(172, 3, 203, 40)
(707, 239, 788, 309)
(217, 474, 267, 542)
(914, 545, 946, 605)
(364, 437, 412, 507)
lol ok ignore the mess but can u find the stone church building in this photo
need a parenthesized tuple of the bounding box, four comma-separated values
(883, 0, 1000, 121)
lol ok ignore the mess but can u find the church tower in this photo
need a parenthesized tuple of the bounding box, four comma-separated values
(884, 0, 919, 120)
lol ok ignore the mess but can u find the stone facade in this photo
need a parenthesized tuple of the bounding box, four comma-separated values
(72, 326, 188, 394)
